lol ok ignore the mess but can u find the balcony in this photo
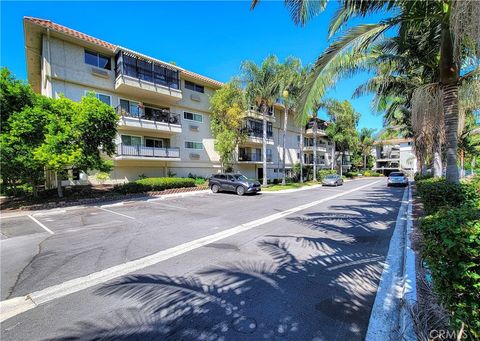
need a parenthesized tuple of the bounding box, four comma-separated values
(244, 105, 276, 122)
(114, 50, 182, 102)
(116, 105, 182, 134)
(116, 144, 180, 160)
(303, 144, 328, 152)
(238, 151, 272, 163)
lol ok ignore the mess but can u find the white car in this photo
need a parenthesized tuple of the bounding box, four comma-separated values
(387, 172, 408, 187)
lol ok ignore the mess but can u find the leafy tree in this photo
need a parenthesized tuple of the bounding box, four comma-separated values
(241, 56, 282, 186)
(0, 67, 36, 128)
(323, 100, 360, 176)
(358, 127, 376, 169)
(34, 94, 118, 197)
(0, 96, 51, 196)
(209, 81, 247, 170)
(252, 0, 480, 183)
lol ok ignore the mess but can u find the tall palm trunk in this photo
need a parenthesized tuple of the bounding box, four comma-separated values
(331, 141, 336, 171)
(312, 115, 318, 182)
(282, 104, 288, 185)
(363, 154, 367, 170)
(433, 139, 443, 177)
(440, 23, 460, 183)
(261, 102, 268, 186)
(300, 127, 304, 183)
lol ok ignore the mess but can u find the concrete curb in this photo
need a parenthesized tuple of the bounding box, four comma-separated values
(365, 183, 417, 340)
(262, 177, 384, 194)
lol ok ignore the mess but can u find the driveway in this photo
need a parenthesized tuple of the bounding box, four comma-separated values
(0, 178, 406, 340)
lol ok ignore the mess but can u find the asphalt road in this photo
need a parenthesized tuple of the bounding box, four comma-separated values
(0, 178, 406, 340)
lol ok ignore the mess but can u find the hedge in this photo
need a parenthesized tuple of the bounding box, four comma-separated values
(114, 177, 196, 194)
(317, 169, 338, 181)
(419, 206, 480, 338)
(416, 178, 479, 215)
(363, 170, 383, 177)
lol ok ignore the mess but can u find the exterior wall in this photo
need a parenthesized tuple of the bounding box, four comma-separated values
(36, 31, 340, 184)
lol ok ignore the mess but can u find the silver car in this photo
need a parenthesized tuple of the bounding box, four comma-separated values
(387, 172, 408, 187)
(322, 174, 344, 186)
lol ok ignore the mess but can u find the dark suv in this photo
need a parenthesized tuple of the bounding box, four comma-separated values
(208, 173, 261, 196)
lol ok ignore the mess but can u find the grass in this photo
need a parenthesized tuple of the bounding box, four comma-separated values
(262, 181, 319, 192)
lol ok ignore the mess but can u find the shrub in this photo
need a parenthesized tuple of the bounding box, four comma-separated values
(95, 172, 110, 184)
(416, 178, 480, 215)
(419, 206, 480, 338)
(317, 169, 337, 181)
(194, 178, 206, 186)
(136, 177, 195, 191)
(113, 182, 149, 194)
(363, 170, 383, 177)
(345, 171, 359, 178)
(414, 173, 433, 181)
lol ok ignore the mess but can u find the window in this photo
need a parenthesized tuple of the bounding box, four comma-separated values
(84, 91, 111, 106)
(120, 99, 140, 117)
(84, 50, 111, 70)
(145, 138, 164, 148)
(185, 80, 204, 93)
(184, 112, 203, 123)
(121, 135, 141, 146)
(185, 141, 203, 149)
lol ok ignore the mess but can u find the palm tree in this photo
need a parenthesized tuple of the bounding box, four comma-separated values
(359, 128, 375, 170)
(251, 0, 480, 183)
(241, 56, 281, 186)
(277, 58, 304, 185)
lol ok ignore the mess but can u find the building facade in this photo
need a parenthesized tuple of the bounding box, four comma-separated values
(23, 17, 345, 184)
(372, 138, 417, 175)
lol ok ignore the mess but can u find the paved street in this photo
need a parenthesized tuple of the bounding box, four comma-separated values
(0, 178, 407, 340)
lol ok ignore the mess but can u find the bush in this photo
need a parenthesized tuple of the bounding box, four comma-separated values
(414, 173, 433, 181)
(363, 170, 383, 177)
(113, 177, 195, 194)
(317, 169, 337, 181)
(194, 178, 206, 186)
(113, 182, 149, 194)
(345, 171, 359, 178)
(419, 206, 480, 338)
(136, 177, 195, 191)
(416, 178, 480, 215)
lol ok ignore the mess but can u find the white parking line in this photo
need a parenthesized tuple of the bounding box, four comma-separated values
(0, 180, 380, 322)
(95, 207, 135, 220)
(27, 215, 54, 235)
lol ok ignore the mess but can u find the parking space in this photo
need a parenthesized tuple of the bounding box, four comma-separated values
(0, 216, 47, 239)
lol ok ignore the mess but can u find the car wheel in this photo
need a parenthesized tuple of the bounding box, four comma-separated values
(236, 186, 245, 196)
(211, 184, 220, 193)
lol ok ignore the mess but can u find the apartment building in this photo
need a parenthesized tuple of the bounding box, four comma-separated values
(23, 17, 341, 184)
(372, 138, 417, 175)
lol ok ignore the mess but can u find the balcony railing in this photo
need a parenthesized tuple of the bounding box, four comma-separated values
(115, 50, 180, 90)
(238, 152, 272, 162)
(116, 144, 180, 158)
(116, 105, 181, 125)
(241, 127, 273, 139)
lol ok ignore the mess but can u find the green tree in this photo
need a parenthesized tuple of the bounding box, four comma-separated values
(252, 0, 480, 183)
(0, 67, 36, 128)
(209, 81, 247, 170)
(34, 94, 118, 197)
(323, 100, 360, 176)
(358, 127, 375, 170)
(278, 57, 306, 184)
(241, 55, 282, 186)
(0, 97, 51, 196)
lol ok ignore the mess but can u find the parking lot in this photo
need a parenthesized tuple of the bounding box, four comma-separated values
(1, 178, 407, 340)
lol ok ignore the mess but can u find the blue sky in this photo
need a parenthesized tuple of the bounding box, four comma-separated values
(1, 1, 386, 131)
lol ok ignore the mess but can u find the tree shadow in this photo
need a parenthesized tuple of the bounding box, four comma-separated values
(48, 187, 404, 340)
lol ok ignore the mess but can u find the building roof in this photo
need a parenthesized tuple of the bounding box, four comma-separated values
(23, 16, 224, 88)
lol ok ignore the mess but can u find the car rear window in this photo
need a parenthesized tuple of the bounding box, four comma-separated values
(390, 172, 404, 177)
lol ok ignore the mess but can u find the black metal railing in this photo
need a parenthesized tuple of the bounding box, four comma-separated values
(116, 105, 181, 125)
(115, 51, 180, 89)
(116, 144, 180, 158)
(240, 127, 273, 139)
(238, 151, 272, 162)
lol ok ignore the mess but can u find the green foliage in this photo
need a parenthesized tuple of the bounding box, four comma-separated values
(95, 172, 110, 184)
(416, 178, 480, 215)
(113, 177, 196, 194)
(419, 206, 480, 338)
(363, 170, 383, 177)
(345, 171, 360, 178)
(323, 99, 360, 156)
(209, 81, 246, 169)
(317, 169, 338, 181)
(194, 178, 206, 186)
(414, 173, 433, 181)
(0, 67, 36, 128)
